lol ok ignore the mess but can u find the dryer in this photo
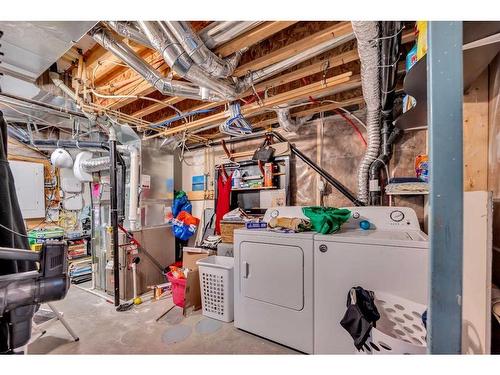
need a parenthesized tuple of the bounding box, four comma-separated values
(313, 206, 428, 354)
(233, 207, 314, 353)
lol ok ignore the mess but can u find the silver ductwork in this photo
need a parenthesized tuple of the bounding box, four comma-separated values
(275, 106, 314, 132)
(237, 31, 355, 92)
(138, 21, 237, 100)
(91, 23, 354, 103)
(105, 21, 153, 49)
(200, 21, 264, 49)
(90, 27, 222, 102)
(352, 21, 381, 204)
(165, 21, 244, 78)
(81, 156, 111, 173)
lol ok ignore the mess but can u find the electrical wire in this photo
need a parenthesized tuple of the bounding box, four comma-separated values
(0, 223, 35, 239)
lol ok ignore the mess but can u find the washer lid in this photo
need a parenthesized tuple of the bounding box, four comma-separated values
(315, 229, 428, 248)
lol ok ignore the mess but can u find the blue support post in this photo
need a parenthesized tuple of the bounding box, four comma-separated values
(427, 21, 464, 354)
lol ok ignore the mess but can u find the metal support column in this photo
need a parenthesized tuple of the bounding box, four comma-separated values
(426, 21, 464, 354)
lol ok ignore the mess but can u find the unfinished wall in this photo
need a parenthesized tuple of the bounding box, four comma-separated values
(181, 110, 427, 224)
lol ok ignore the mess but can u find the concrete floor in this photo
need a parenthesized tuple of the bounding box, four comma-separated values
(28, 283, 299, 354)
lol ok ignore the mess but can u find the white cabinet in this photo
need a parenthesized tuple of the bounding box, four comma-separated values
(9, 160, 45, 219)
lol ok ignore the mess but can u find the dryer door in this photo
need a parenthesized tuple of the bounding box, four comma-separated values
(240, 242, 304, 311)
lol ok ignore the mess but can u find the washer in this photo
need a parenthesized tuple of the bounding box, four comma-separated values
(313, 206, 428, 354)
(233, 207, 314, 353)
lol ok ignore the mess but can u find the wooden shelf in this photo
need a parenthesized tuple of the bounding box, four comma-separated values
(385, 191, 429, 196)
(232, 186, 278, 192)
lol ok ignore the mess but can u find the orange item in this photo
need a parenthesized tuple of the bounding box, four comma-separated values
(264, 163, 273, 187)
(169, 265, 185, 279)
(176, 211, 200, 226)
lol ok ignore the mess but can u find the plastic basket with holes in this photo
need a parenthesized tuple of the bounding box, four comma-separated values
(196, 256, 234, 322)
(362, 292, 427, 355)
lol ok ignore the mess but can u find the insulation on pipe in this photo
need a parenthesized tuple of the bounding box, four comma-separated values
(274, 106, 314, 132)
(352, 21, 381, 204)
(165, 21, 244, 79)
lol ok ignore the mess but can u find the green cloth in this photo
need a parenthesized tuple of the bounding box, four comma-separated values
(302, 206, 351, 234)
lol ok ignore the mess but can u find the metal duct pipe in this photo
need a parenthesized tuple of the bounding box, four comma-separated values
(352, 21, 381, 204)
(368, 21, 403, 205)
(274, 106, 314, 132)
(90, 27, 220, 102)
(81, 156, 110, 173)
(105, 21, 153, 49)
(165, 21, 244, 78)
(138, 21, 237, 100)
(200, 21, 264, 49)
(236, 32, 355, 93)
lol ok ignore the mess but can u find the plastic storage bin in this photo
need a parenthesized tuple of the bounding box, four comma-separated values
(166, 271, 187, 308)
(361, 292, 427, 355)
(196, 256, 234, 322)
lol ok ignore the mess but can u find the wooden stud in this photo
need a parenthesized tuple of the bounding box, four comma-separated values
(463, 69, 489, 192)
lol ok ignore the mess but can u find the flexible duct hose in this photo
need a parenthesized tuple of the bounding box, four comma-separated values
(81, 156, 111, 173)
(352, 21, 381, 204)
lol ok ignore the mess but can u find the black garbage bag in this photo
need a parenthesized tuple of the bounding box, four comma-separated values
(340, 286, 380, 350)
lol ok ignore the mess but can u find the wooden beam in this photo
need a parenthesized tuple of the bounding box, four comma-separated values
(134, 48, 359, 121)
(133, 97, 185, 120)
(91, 23, 414, 116)
(143, 49, 360, 130)
(217, 21, 298, 57)
(234, 22, 353, 76)
(150, 72, 357, 138)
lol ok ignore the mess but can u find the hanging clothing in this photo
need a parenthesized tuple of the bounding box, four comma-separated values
(340, 286, 380, 351)
(215, 168, 233, 235)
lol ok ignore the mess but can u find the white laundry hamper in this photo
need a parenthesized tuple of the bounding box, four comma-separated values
(196, 256, 234, 322)
(361, 292, 427, 355)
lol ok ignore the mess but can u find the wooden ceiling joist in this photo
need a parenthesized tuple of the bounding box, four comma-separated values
(147, 72, 359, 139)
(129, 25, 356, 120)
(216, 21, 298, 57)
(94, 21, 297, 110)
(233, 22, 353, 76)
(141, 48, 360, 130)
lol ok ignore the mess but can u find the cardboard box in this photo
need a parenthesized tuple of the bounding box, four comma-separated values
(181, 247, 213, 316)
(182, 247, 211, 271)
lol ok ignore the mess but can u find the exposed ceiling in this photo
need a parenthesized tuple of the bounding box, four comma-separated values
(0, 21, 97, 81)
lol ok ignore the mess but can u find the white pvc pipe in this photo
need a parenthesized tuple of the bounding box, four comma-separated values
(117, 144, 140, 231)
(127, 146, 139, 231)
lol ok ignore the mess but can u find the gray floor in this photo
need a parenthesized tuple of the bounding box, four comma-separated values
(28, 283, 298, 354)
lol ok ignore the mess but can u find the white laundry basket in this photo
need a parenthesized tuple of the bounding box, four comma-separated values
(196, 256, 234, 322)
(361, 292, 427, 355)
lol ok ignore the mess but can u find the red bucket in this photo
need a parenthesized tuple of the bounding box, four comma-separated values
(166, 271, 186, 308)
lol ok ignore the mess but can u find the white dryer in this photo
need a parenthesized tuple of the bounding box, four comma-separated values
(313, 206, 428, 354)
(233, 207, 314, 353)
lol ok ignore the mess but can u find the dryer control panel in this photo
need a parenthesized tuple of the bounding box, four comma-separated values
(343, 206, 421, 231)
